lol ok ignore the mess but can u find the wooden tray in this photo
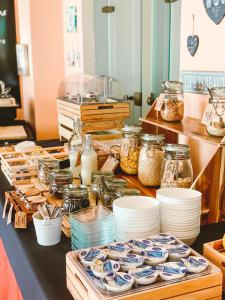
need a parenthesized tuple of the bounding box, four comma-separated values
(66, 246, 223, 300)
(203, 239, 225, 291)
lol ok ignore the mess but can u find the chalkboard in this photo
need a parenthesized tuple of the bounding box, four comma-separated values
(0, 0, 20, 106)
(203, 0, 225, 25)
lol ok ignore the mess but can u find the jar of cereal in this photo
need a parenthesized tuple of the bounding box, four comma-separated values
(120, 125, 142, 175)
(161, 144, 193, 188)
(159, 81, 184, 122)
(138, 134, 165, 186)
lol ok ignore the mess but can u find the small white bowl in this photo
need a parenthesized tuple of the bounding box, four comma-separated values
(168, 244, 191, 260)
(181, 256, 208, 273)
(150, 234, 176, 246)
(79, 248, 107, 267)
(113, 196, 159, 212)
(128, 266, 159, 285)
(91, 259, 120, 279)
(141, 247, 169, 266)
(103, 272, 134, 292)
(158, 262, 187, 281)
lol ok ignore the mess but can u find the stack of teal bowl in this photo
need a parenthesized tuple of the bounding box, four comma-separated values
(70, 206, 114, 250)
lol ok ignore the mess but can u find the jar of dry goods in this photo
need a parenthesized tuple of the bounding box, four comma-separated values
(138, 134, 165, 186)
(160, 81, 184, 122)
(161, 144, 193, 188)
(63, 184, 89, 214)
(90, 171, 114, 205)
(120, 125, 142, 175)
(49, 170, 73, 198)
(38, 158, 59, 184)
(205, 87, 225, 137)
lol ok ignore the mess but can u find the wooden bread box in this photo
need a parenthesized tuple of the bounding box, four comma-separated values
(203, 239, 225, 291)
(57, 98, 130, 140)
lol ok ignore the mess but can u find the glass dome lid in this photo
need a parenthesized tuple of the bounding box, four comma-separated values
(58, 73, 127, 104)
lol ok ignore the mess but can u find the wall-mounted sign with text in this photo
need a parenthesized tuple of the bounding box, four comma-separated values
(181, 71, 225, 94)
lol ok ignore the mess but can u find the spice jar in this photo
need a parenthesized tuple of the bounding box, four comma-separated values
(90, 171, 114, 205)
(138, 134, 165, 186)
(49, 170, 73, 198)
(120, 125, 142, 175)
(63, 184, 89, 214)
(205, 87, 225, 137)
(38, 158, 59, 184)
(159, 81, 184, 122)
(161, 144, 193, 188)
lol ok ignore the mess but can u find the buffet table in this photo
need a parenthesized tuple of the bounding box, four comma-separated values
(0, 141, 224, 300)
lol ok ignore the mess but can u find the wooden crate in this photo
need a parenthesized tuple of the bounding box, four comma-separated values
(66, 248, 223, 300)
(57, 98, 130, 139)
(203, 239, 225, 291)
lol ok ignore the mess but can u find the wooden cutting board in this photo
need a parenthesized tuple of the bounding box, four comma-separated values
(0, 126, 27, 140)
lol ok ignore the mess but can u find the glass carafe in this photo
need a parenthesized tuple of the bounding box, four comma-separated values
(161, 144, 193, 188)
(68, 119, 83, 178)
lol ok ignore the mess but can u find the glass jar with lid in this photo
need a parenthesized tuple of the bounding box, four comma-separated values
(205, 87, 225, 137)
(90, 171, 114, 205)
(38, 158, 59, 184)
(160, 81, 184, 122)
(138, 134, 165, 186)
(114, 188, 141, 199)
(120, 125, 142, 175)
(161, 144, 193, 188)
(49, 170, 73, 198)
(63, 184, 89, 214)
(105, 178, 128, 189)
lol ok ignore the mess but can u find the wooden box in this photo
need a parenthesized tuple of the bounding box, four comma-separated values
(66, 249, 223, 300)
(57, 98, 130, 140)
(203, 239, 225, 291)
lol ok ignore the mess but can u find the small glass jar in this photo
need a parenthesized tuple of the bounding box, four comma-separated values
(138, 134, 165, 186)
(160, 81, 184, 122)
(90, 171, 113, 205)
(105, 178, 128, 189)
(100, 187, 116, 210)
(161, 144, 193, 188)
(63, 184, 89, 214)
(38, 158, 59, 184)
(206, 87, 225, 137)
(49, 170, 73, 198)
(114, 188, 141, 198)
(120, 125, 142, 175)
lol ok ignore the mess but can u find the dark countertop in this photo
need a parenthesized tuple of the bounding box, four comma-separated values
(0, 140, 225, 300)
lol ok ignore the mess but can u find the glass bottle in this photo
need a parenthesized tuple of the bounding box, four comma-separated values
(160, 81, 184, 122)
(120, 125, 142, 175)
(161, 144, 193, 189)
(81, 134, 98, 186)
(63, 184, 89, 214)
(68, 119, 83, 178)
(138, 134, 165, 186)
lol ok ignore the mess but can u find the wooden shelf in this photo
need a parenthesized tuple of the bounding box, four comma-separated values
(140, 116, 225, 146)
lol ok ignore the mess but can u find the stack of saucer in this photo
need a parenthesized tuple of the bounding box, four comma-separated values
(113, 196, 159, 242)
(157, 188, 202, 245)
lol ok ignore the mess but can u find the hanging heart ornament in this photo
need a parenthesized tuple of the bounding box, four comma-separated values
(187, 35, 200, 57)
(203, 0, 225, 25)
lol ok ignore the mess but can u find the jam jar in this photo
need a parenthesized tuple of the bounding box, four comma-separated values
(206, 87, 225, 137)
(161, 144, 193, 188)
(90, 171, 114, 205)
(49, 170, 73, 197)
(120, 125, 142, 175)
(138, 134, 165, 186)
(160, 81, 184, 122)
(63, 184, 89, 214)
(38, 158, 59, 184)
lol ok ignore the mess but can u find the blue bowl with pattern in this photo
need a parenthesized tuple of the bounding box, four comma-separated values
(128, 266, 159, 285)
(141, 247, 169, 265)
(168, 244, 191, 260)
(128, 239, 153, 254)
(118, 253, 144, 271)
(157, 262, 187, 281)
(79, 248, 107, 267)
(103, 272, 134, 292)
(106, 243, 132, 259)
(90, 259, 120, 279)
(150, 234, 176, 247)
(181, 256, 209, 273)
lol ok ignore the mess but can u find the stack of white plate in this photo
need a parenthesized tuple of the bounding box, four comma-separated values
(157, 188, 202, 246)
(113, 196, 160, 242)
